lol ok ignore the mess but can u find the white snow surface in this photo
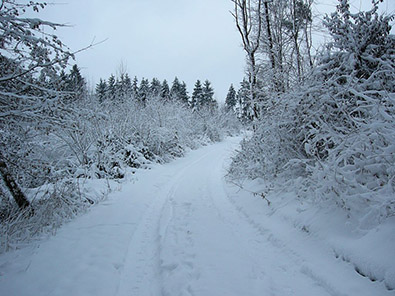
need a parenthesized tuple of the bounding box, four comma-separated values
(0, 136, 394, 296)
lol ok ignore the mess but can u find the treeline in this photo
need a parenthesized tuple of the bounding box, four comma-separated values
(229, 0, 395, 223)
(0, 1, 240, 252)
(95, 74, 219, 112)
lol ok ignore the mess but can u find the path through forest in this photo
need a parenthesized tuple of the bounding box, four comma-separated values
(0, 137, 391, 296)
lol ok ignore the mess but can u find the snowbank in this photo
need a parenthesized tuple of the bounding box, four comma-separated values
(224, 178, 395, 292)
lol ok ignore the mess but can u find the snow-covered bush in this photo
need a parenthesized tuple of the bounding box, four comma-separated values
(0, 179, 97, 253)
(229, 0, 395, 223)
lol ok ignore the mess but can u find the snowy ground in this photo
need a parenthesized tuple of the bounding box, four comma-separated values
(0, 137, 393, 296)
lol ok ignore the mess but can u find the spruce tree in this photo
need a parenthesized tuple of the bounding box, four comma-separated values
(132, 76, 139, 99)
(96, 79, 108, 103)
(121, 73, 132, 98)
(191, 80, 203, 110)
(138, 78, 150, 103)
(237, 79, 253, 121)
(170, 77, 182, 101)
(150, 78, 162, 97)
(68, 64, 86, 93)
(179, 82, 189, 105)
(161, 79, 170, 100)
(202, 80, 215, 107)
(225, 84, 237, 112)
(107, 74, 116, 101)
(59, 64, 86, 102)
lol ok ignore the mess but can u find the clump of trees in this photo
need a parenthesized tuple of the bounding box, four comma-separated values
(229, 0, 395, 224)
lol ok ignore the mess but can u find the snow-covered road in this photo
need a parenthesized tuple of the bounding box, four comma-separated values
(0, 137, 392, 296)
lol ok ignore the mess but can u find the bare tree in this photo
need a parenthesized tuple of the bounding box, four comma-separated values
(231, 0, 262, 119)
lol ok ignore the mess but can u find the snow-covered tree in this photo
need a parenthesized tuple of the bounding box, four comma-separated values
(96, 79, 107, 103)
(225, 84, 237, 112)
(116, 73, 132, 100)
(107, 74, 116, 101)
(170, 77, 182, 101)
(138, 78, 150, 104)
(229, 0, 395, 221)
(179, 82, 189, 105)
(191, 80, 204, 110)
(150, 78, 162, 97)
(161, 79, 170, 100)
(132, 76, 139, 98)
(0, 0, 74, 209)
(236, 79, 253, 121)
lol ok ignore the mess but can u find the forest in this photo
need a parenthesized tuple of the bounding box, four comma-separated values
(0, 0, 394, 267)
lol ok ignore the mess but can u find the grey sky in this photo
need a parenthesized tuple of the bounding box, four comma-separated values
(34, 0, 394, 102)
(37, 0, 245, 101)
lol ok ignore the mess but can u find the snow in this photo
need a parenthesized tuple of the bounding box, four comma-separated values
(0, 136, 394, 295)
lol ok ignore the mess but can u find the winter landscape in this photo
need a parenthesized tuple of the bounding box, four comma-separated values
(0, 0, 394, 295)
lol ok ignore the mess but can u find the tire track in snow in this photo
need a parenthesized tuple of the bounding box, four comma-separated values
(159, 193, 200, 296)
(116, 150, 212, 296)
(117, 137, 387, 296)
(194, 145, 342, 296)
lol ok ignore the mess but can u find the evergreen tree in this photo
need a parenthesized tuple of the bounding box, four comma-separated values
(161, 79, 170, 100)
(115, 75, 123, 98)
(58, 70, 68, 88)
(191, 80, 204, 110)
(179, 82, 189, 105)
(96, 78, 108, 103)
(237, 79, 253, 121)
(202, 80, 215, 107)
(68, 64, 85, 93)
(107, 74, 116, 101)
(123, 73, 133, 97)
(170, 77, 182, 101)
(60, 64, 86, 102)
(225, 84, 237, 112)
(138, 78, 150, 103)
(150, 77, 162, 97)
(132, 76, 139, 99)
(115, 73, 132, 99)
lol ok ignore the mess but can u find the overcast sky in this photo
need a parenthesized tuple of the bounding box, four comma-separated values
(34, 0, 394, 102)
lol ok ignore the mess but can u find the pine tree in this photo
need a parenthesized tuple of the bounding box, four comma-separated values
(200, 80, 218, 112)
(68, 64, 85, 92)
(60, 64, 86, 102)
(107, 74, 116, 101)
(225, 84, 237, 112)
(161, 79, 170, 100)
(115, 73, 132, 100)
(170, 77, 182, 101)
(237, 78, 253, 121)
(150, 78, 162, 97)
(138, 78, 150, 103)
(123, 73, 133, 97)
(179, 82, 189, 105)
(132, 76, 139, 99)
(58, 70, 68, 91)
(191, 80, 204, 110)
(96, 79, 108, 103)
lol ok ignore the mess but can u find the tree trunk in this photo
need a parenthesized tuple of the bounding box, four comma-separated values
(0, 152, 30, 209)
(264, 1, 275, 71)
